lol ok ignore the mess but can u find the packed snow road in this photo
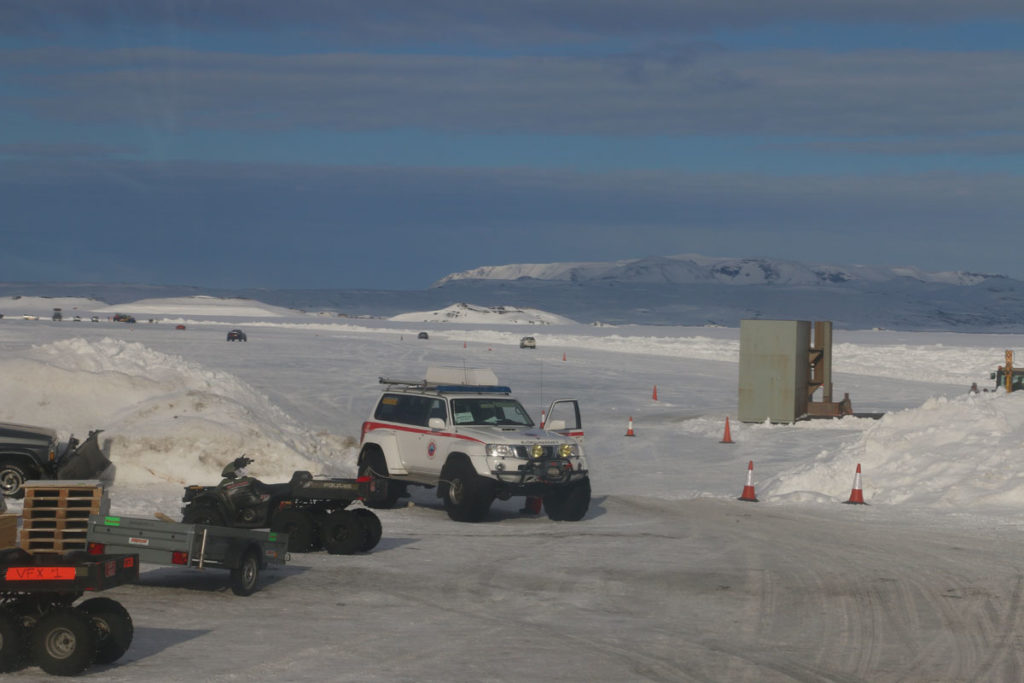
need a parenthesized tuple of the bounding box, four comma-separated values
(11, 495, 1024, 682)
(2, 308, 1023, 680)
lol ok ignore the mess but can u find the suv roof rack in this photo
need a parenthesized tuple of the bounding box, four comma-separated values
(377, 377, 512, 394)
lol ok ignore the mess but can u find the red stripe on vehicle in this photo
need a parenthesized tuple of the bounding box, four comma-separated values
(361, 421, 484, 443)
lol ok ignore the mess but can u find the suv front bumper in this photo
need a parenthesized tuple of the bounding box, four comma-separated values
(490, 458, 588, 493)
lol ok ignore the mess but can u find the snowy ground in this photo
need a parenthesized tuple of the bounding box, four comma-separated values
(2, 296, 1024, 680)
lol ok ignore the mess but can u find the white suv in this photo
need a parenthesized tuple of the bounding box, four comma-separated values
(358, 367, 590, 522)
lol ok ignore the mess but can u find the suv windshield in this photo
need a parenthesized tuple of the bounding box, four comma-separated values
(451, 398, 534, 426)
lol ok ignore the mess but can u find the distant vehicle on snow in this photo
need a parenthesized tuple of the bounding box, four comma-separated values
(417, 332, 429, 340)
(112, 313, 136, 323)
(175, 324, 186, 330)
(227, 329, 247, 342)
(519, 336, 536, 349)
(90, 315, 100, 322)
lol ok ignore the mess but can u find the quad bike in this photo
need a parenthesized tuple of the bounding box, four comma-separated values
(181, 457, 381, 556)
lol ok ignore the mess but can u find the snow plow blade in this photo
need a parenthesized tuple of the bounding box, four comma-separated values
(57, 430, 112, 480)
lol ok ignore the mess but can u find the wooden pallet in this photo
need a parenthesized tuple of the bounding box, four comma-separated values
(20, 482, 107, 553)
(20, 537, 91, 553)
(0, 514, 16, 549)
(24, 486, 105, 511)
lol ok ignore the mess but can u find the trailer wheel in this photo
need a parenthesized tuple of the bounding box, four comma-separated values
(0, 463, 29, 499)
(0, 606, 25, 672)
(29, 608, 97, 676)
(78, 598, 133, 664)
(441, 459, 494, 523)
(182, 504, 226, 526)
(322, 510, 367, 555)
(270, 508, 317, 553)
(353, 508, 383, 551)
(230, 549, 261, 596)
(543, 477, 591, 522)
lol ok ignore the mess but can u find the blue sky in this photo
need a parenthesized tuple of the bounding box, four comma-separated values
(2, 1, 1024, 290)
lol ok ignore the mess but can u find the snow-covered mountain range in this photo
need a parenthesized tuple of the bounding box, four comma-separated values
(433, 254, 997, 287)
(3, 254, 1023, 331)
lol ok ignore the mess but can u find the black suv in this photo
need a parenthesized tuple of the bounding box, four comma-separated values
(227, 329, 248, 342)
(0, 423, 110, 498)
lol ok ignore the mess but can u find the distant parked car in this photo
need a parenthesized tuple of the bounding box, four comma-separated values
(73, 315, 82, 322)
(90, 315, 100, 322)
(519, 336, 537, 349)
(52, 309, 62, 322)
(227, 329, 247, 342)
(417, 332, 429, 340)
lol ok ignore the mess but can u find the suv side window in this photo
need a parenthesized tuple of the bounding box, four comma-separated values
(375, 393, 439, 427)
(428, 398, 447, 424)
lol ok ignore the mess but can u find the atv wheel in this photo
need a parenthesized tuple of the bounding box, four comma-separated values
(229, 549, 261, 596)
(441, 459, 494, 523)
(78, 598, 133, 664)
(0, 606, 25, 672)
(358, 449, 404, 509)
(270, 508, 317, 553)
(0, 463, 29, 499)
(352, 508, 383, 551)
(543, 477, 591, 522)
(181, 504, 226, 526)
(321, 510, 367, 555)
(29, 608, 97, 676)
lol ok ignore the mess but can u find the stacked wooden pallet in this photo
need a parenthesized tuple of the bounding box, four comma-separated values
(0, 513, 16, 548)
(20, 481, 108, 553)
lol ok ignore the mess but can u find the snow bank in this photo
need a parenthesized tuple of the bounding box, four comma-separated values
(0, 338, 355, 488)
(91, 295, 295, 318)
(764, 390, 1024, 509)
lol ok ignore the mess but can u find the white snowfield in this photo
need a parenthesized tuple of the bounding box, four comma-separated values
(2, 299, 1024, 681)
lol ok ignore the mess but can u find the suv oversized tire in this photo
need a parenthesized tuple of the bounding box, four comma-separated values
(441, 458, 495, 523)
(358, 448, 403, 509)
(543, 477, 591, 522)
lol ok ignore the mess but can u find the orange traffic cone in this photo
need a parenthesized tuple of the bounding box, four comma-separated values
(652, 385, 658, 401)
(738, 461, 758, 502)
(720, 417, 734, 444)
(463, 341, 467, 348)
(562, 352, 567, 361)
(843, 464, 867, 505)
(540, 410, 546, 428)
(625, 416, 635, 437)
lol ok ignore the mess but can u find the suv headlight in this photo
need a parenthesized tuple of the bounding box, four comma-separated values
(486, 444, 518, 458)
(558, 443, 577, 458)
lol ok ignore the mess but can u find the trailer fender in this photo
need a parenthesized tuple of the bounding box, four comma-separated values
(224, 539, 265, 570)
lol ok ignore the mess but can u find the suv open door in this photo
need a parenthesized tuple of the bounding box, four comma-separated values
(543, 399, 583, 445)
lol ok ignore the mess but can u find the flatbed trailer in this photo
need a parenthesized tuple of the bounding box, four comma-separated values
(86, 514, 288, 597)
(0, 547, 139, 675)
